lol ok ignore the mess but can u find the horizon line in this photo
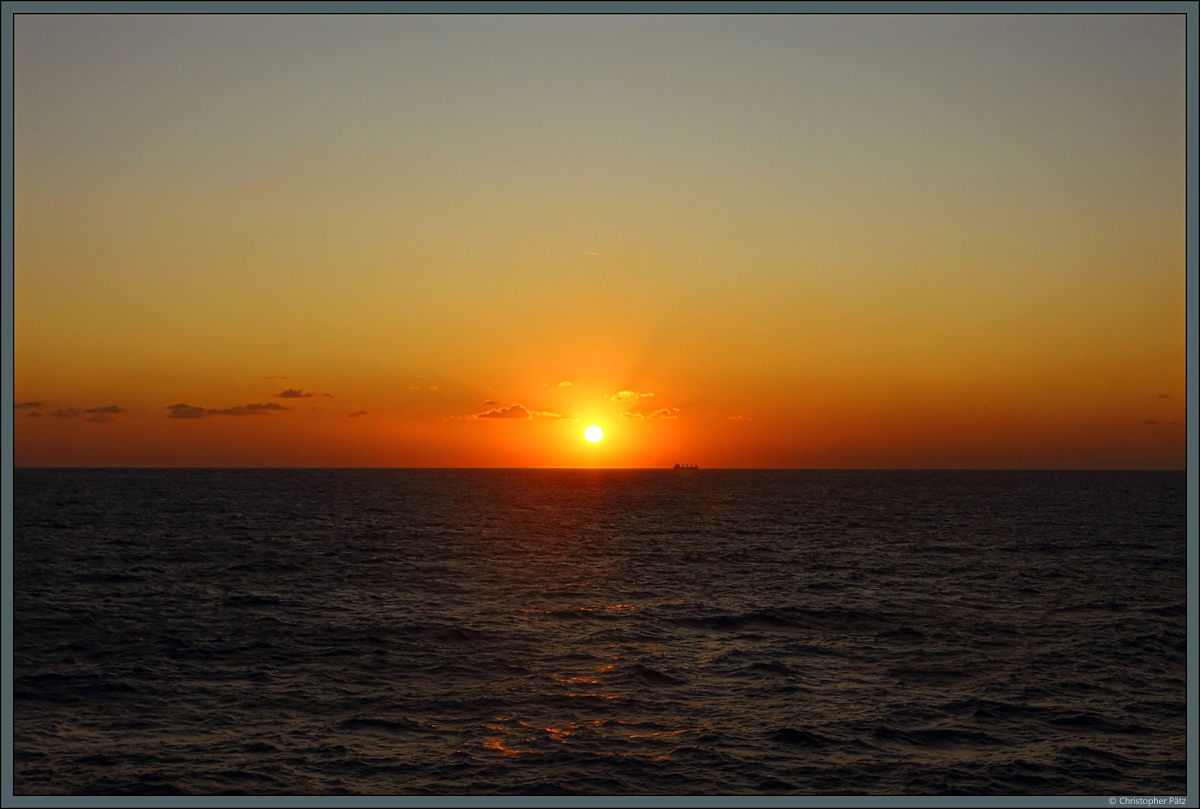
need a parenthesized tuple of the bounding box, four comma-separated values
(10, 465, 1189, 472)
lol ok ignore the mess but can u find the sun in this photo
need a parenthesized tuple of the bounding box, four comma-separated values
(584, 425, 603, 443)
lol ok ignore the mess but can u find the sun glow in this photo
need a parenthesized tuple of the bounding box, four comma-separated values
(584, 425, 603, 443)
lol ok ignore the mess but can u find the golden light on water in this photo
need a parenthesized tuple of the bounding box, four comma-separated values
(584, 426, 604, 443)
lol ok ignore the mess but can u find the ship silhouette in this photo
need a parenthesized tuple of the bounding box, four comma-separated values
(673, 463, 698, 469)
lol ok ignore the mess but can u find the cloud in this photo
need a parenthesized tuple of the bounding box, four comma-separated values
(204, 406, 272, 417)
(167, 402, 290, 419)
(476, 404, 535, 419)
(729, 415, 753, 421)
(26, 411, 42, 418)
(611, 390, 654, 402)
(47, 405, 129, 420)
(276, 388, 332, 399)
(483, 399, 496, 405)
(622, 406, 680, 419)
(15, 401, 46, 409)
(428, 386, 438, 391)
(1157, 394, 1170, 399)
(348, 410, 368, 418)
(263, 375, 289, 380)
(558, 381, 572, 387)
(1142, 419, 1160, 425)
(167, 404, 206, 419)
(474, 404, 563, 420)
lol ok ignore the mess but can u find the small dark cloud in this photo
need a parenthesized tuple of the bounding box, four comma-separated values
(474, 404, 563, 420)
(15, 401, 46, 409)
(167, 402, 288, 419)
(25, 411, 42, 418)
(263, 375, 290, 380)
(1157, 394, 1170, 399)
(204, 406, 271, 417)
(83, 405, 126, 414)
(729, 415, 753, 421)
(167, 404, 206, 419)
(272, 388, 333, 398)
(476, 404, 535, 419)
(86, 414, 115, 424)
(348, 411, 368, 418)
(483, 399, 496, 405)
(1142, 420, 1160, 425)
(51, 408, 80, 419)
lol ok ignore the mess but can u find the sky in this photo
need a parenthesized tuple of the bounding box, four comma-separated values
(12, 13, 1187, 468)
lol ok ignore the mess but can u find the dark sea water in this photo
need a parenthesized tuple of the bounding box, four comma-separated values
(12, 469, 1188, 796)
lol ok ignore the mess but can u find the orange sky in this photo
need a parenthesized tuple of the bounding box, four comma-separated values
(13, 15, 1187, 468)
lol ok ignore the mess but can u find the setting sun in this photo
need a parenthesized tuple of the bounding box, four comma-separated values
(584, 426, 603, 443)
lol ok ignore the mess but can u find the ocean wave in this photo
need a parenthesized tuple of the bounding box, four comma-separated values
(13, 468, 1186, 795)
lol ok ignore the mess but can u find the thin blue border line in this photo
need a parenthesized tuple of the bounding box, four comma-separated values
(2, 4, 1196, 808)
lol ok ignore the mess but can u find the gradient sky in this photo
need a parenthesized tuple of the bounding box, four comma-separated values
(13, 14, 1186, 468)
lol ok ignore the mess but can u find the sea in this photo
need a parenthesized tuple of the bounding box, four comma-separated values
(11, 468, 1189, 796)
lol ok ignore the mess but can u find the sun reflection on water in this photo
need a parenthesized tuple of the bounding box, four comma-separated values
(474, 713, 698, 760)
